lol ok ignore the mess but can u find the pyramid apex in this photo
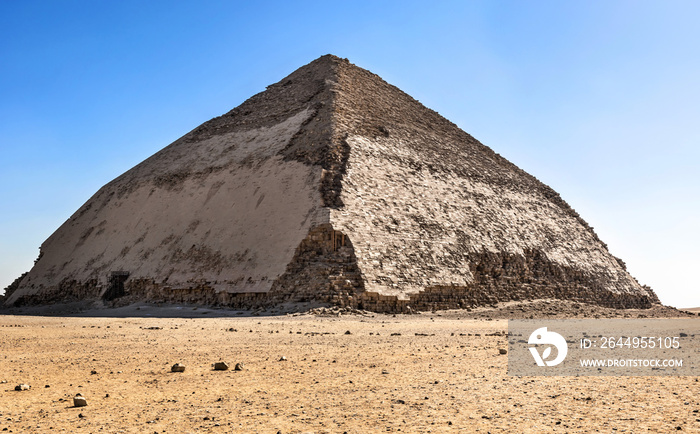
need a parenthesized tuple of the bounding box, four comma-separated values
(315, 53, 348, 62)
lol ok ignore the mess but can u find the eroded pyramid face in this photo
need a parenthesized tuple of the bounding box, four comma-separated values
(6, 55, 658, 312)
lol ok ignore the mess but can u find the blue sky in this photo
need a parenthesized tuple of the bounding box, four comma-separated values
(1, 1, 698, 308)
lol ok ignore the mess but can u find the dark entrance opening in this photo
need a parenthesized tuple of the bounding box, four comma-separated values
(332, 230, 347, 251)
(103, 271, 130, 301)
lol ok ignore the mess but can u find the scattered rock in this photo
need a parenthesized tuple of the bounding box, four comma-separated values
(213, 362, 229, 371)
(14, 383, 30, 391)
(499, 348, 508, 355)
(234, 363, 244, 371)
(278, 356, 287, 361)
(308, 306, 370, 316)
(345, 330, 352, 335)
(171, 363, 186, 373)
(73, 394, 88, 407)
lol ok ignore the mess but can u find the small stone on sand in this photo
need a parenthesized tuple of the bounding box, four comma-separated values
(74, 394, 88, 407)
(213, 362, 229, 371)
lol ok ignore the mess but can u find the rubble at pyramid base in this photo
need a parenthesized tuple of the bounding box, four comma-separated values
(9, 224, 656, 313)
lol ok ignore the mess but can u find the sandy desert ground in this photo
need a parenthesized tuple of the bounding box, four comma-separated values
(1, 302, 698, 433)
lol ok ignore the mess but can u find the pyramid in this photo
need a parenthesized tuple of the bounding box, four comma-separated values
(5, 55, 659, 312)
